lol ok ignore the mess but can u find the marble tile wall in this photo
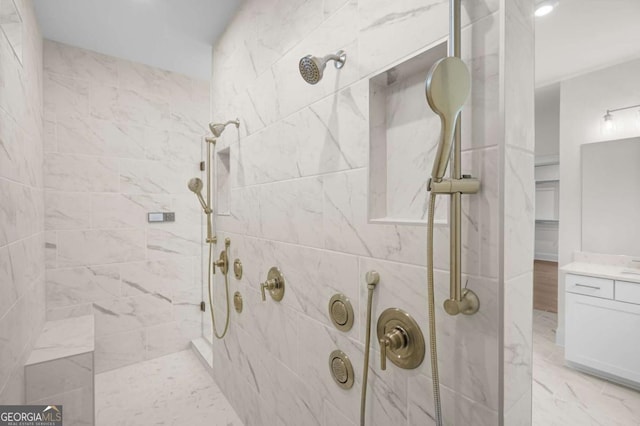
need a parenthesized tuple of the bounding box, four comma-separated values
(42, 40, 209, 373)
(208, 0, 534, 425)
(0, 0, 45, 404)
(502, 0, 536, 423)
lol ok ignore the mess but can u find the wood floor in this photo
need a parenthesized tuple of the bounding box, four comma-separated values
(534, 260, 558, 312)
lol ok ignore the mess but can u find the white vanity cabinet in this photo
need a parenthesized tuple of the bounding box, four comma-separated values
(565, 273, 640, 389)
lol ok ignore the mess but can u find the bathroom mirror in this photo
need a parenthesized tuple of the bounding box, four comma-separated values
(0, 0, 23, 64)
(581, 137, 640, 257)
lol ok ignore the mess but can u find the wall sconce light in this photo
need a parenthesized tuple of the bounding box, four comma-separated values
(602, 103, 640, 134)
(535, 0, 559, 17)
(603, 111, 614, 132)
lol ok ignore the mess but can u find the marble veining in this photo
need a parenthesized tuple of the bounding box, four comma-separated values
(96, 350, 242, 426)
(43, 40, 207, 373)
(26, 315, 94, 365)
(532, 310, 640, 426)
(0, 0, 45, 404)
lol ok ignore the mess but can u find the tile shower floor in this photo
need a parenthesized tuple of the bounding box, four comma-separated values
(533, 310, 640, 426)
(95, 350, 242, 426)
(93, 314, 640, 425)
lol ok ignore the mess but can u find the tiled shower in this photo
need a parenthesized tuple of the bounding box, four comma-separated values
(0, 0, 536, 425)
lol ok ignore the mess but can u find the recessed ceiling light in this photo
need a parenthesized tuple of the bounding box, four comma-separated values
(535, 0, 559, 17)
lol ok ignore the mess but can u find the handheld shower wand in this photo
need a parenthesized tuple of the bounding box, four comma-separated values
(188, 177, 210, 213)
(426, 57, 470, 182)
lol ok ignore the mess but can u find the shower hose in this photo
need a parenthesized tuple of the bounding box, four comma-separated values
(360, 277, 377, 426)
(427, 192, 443, 425)
(207, 239, 230, 339)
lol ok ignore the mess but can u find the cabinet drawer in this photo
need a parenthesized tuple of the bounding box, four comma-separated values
(566, 274, 614, 299)
(615, 280, 640, 305)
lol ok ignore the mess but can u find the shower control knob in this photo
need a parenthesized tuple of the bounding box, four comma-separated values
(213, 250, 228, 275)
(379, 327, 408, 370)
(260, 267, 285, 302)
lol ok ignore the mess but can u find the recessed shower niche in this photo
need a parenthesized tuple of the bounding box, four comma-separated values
(368, 42, 449, 225)
(216, 147, 231, 215)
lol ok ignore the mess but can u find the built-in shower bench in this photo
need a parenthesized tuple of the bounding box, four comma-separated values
(24, 315, 95, 425)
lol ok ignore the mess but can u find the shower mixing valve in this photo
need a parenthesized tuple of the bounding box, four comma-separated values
(377, 308, 425, 370)
(260, 267, 285, 302)
(213, 239, 231, 275)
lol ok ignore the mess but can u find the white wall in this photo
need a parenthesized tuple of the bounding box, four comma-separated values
(535, 83, 560, 161)
(557, 57, 640, 344)
(208, 0, 535, 425)
(0, 0, 45, 404)
(42, 40, 209, 373)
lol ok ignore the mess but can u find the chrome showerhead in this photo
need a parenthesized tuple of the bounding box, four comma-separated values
(299, 50, 346, 85)
(209, 119, 240, 138)
(188, 177, 210, 213)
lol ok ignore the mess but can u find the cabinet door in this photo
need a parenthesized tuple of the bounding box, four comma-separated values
(566, 292, 640, 385)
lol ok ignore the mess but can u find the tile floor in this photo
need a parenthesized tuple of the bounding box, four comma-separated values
(95, 350, 242, 426)
(94, 313, 640, 426)
(533, 309, 640, 426)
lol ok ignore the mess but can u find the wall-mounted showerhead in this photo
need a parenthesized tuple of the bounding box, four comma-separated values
(209, 119, 240, 138)
(299, 50, 346, 85)
(188, 177, 210, 213)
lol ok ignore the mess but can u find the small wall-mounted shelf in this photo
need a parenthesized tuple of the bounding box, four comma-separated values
(368, 42, 448, 225)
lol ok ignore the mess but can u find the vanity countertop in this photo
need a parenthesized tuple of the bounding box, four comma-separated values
(561, 262, 640, 285)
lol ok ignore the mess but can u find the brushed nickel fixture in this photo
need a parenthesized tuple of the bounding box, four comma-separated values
(299, 50, 346, 85)
(233, 259, 243, 280)
(377, 308, 425, 370)
(209, 119, 240, 137)
(329, 350, 354, 390)
(360, 270, 379, 426)
(213, 246, 228, 275)
(233, 291, 243, 313)
(208, 237, 232, 339)
(328, 294, 354, 332)
(260, 267, 285, 302)
(188, 120, 240, 341)
(423, 1, 479, 424)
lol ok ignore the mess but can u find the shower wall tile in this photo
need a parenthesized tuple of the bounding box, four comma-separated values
(43, 40, 209, 372)
(56, 229, 146, 267)
(45, 192, 91, 230)
(56, 117, 146, 158)
(243, 177, 324, 247)
(357, 0, 499, 75)
(44, 39, 119, 83)
(407, 374, 499, 425)
(211, 0, 534, 424)
(0, 0, 45, 404)
(502, 0, 535, 421)
(44, 153, 120, 193)
(47, 265, 121, 308)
